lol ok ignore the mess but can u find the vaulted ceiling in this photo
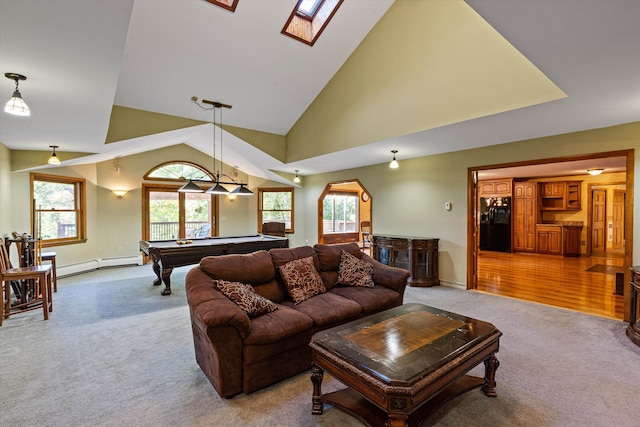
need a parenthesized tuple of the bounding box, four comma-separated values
(1, 0, 638, 182)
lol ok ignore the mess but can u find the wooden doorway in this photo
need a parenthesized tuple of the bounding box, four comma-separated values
(317, 179, 371, 246)
(467, 149, 634, 321)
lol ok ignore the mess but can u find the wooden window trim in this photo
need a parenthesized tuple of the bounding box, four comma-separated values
(204, 0, 239, 12)
(31, 173, 87, 248)
(258, 187, 295, 234)
(282, 0, 344, 46)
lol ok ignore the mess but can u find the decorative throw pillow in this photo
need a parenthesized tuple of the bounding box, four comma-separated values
(278, 256, 326, 304)
(336, 250, 375, 288)
(213, 280, 278, 318)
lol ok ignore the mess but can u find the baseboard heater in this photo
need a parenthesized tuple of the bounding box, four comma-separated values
(57, 255, 143, 278)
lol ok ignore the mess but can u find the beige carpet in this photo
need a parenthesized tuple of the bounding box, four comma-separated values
(1, 264, 639, 427)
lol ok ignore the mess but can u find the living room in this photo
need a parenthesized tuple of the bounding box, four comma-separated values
(1, 1, 639, 425)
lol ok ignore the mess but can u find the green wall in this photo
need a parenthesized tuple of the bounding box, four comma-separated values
(2, 122, 638, 285)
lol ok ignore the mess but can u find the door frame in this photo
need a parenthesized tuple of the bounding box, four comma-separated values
(317, 179, 372, 245)
(467, 149, 634, 321)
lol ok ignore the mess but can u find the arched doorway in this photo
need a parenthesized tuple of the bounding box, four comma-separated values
(317, 179, 372, 247)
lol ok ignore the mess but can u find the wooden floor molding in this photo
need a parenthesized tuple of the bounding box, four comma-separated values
(477, 250, 624, 319)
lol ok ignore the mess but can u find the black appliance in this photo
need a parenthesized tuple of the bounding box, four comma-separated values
(479, 197, 511, 252)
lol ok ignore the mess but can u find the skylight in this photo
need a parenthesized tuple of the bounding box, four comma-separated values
(282, 0, 344, 46)
(297, 0, 322, 17)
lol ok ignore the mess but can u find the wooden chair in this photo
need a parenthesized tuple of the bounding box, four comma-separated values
(1, 239, 53, 321)
(361, 221, 371, 249)
(262, 222, 286, 237)
(11, 231, 57, 292)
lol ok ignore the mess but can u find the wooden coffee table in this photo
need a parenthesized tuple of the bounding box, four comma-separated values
(310, 303, 502, 427)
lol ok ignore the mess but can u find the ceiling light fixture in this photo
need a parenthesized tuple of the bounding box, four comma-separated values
(293, 170, 301, 183)
(48, 145, 61, 165)
(389, 150, 399, 169)
(178, 179, 204, 192)
(180, 97, 254, 196)
(4, 73, 30, 116)
(588, 168, 604, 176)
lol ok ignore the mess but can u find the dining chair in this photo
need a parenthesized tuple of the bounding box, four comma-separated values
(1, 239, 53, 321)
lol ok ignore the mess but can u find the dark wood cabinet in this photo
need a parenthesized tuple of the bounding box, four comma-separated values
(628, 267, 640, 347)
(371, 235, 439, 287)
(562, 225, 581, 257)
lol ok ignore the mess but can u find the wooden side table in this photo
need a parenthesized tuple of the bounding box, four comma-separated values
(371, 235, 439, 287)
(627, 267, 640, 347)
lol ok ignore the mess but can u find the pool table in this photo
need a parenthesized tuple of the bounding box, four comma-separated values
(139, 234, 289, 295)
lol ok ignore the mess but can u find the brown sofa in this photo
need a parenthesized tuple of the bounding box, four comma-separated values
(185, 242, 410, 398)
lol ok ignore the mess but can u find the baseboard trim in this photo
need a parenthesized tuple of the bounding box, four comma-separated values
(58, 256, 143, 278)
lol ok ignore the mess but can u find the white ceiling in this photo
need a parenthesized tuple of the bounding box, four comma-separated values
(1, 0, 638, 182)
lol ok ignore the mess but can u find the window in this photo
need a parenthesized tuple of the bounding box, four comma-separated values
(282, 0, 344, 46)
(31, 173, 86, 246)
(145, 161, 213, 182)
(143, 162, 218, 241)
(258, 188, 294, 233)
(297, 0, 323, 18)
(323, 192, 358, 233)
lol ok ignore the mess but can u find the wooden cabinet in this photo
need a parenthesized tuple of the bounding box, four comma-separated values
(563, 225, 581, 257)
(371, 235, 439, 287)
(538, 181, 581, 210)
(536, 224, 583, 256)
(537, 225, 563, 254)
(513, 182, 537, 252)
(479, 179, 512, 197)
(628, 267, 640, 347)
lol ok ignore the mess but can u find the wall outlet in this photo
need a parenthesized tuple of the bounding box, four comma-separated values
(445, 202, 452, 211)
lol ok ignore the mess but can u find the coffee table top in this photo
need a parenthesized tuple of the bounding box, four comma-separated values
(311, 303, 501, 385)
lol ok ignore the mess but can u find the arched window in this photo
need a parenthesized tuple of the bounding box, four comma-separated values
(144, 161, 213, 182)
(142, 162, 218, 242)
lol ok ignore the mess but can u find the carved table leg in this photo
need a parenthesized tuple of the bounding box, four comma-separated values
(482, 354, 500, 397)
(151, 259, 162, 286)
(160, 266, 173, 296)
(386, 413, 409, 427)
(311, 365, 324, 415)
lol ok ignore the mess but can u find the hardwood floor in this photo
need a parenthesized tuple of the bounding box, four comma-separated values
(477, 250, 625, 319)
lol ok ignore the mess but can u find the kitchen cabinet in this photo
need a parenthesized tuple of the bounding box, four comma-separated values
(479, 179, 512, 197)
(371, 235, 439, 287)
(537, 225, 563, 254)
(562, 225, 581, 257)
(536, 223, 583, 256)
(513, 182, 537, 252)
(538, 181, 581, 210)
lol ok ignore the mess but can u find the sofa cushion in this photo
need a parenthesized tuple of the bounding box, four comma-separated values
(270, 246, 318, 270)
(244, 306, 313, 345)
(281, 292, 362, 327)
(278, 256, 326, 304)
(201, 250, 275, 284)
(329, 285, 401, 313)
(200, 250, 288, 302)
(213, 280, 278, 318)
(314, 242, 362, 272)
(336, 250, 375, 288)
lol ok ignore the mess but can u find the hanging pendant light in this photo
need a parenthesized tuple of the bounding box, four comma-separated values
(4, 73, 30, 116)
(190, 97, 253, 196)
(178, 179, 204, 192)
(48, 146, 61, 165)
(293, 170, 301, 183)
(389, 150, 399, 169)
